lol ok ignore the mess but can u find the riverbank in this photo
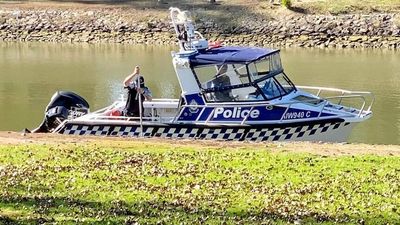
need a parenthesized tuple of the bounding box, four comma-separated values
(0, 1, 400, 49)
(1, 131, 400, 156)
(0, 132, 399, 224)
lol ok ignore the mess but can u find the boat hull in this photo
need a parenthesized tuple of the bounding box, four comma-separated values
(56, 119, 355, 142)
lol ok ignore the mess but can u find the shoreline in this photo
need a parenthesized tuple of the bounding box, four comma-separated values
(1, 4, 399, 49)
(1, 131, 399, 156)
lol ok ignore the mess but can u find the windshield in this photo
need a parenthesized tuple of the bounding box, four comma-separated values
(251, 73, 296, 100)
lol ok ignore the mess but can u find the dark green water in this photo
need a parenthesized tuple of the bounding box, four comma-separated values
(1, 42, 399, 144)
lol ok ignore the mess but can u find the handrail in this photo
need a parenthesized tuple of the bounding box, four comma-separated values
(296, 85, 375, 113)
(172, 92, 373, 125)
(241, 106, 254, 125)
(279, 104, 291, 123)
(317, 101, 328, 118)
(205, 108, 216, 124)
(73, 86, 373, 126)
(296, 85, 373, 95)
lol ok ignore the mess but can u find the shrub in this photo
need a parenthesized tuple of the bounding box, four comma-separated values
(281, 0, 292, 8)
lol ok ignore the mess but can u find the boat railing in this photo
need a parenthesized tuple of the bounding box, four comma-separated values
(171, 87, 374, 125)
(277, 95, 369, 124)
(76, 115, 171, 123)
(75, 87, 373, 125)
(296, 85, 375, 112)
(75, 98, 179, 123)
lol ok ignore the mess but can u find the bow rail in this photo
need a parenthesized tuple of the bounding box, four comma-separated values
(71, 86, 374, 126)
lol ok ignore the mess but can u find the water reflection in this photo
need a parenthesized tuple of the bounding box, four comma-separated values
(0, 42, 399, 144)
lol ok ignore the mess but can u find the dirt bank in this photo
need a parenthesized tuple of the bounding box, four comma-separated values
(1, 131, 399, 156)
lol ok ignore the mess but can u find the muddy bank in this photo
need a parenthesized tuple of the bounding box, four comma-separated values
(0, 131, 399, 156)
(0, 7, 400, 48)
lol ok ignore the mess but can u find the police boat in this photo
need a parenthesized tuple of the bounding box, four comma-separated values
(33, 7, 374, 142)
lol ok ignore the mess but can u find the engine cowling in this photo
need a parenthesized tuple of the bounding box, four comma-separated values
(32, 91, 89, 133)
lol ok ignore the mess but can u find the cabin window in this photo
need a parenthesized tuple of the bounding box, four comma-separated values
(204, 86, 258, 102)
(248, 53, 283, 81)
(247, 63, 259, 79)
(230, 64, 250, 85)
(270, 53, 282, 72)
(194, 66, 218, 89)
(254, 59, 269, 76)
(194, 63, 260, 102)
(195, 64, 249, 89)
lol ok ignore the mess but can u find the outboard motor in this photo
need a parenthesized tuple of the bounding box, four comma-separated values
(32, 91, 89, 133)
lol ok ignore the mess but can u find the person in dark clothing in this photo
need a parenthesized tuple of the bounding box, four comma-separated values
(211, 64, 233, 101)
(123, 66, 152, 117)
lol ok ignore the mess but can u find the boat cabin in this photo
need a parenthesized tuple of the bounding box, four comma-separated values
(188, 46, 296, 103)
(172, 46, 297, 108)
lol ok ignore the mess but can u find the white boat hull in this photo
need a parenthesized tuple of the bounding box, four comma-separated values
(57, 119, 356, 142)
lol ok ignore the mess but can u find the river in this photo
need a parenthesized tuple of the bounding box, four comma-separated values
(0, 42, 399, 144)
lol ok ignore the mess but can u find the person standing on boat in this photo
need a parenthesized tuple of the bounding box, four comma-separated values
(123, 66, 152, 117)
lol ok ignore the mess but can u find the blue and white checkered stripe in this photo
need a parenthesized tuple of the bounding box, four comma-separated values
(154, 127, 198, 138)
(65, 125, 110, 136)
(198, 128, 245, 140)
(61, 122, 350, 141)
(244, 122, 349, 141)
(111, 126, 154, 137)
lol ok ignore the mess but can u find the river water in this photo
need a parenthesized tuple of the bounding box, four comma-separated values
(1, 42, 399, 144)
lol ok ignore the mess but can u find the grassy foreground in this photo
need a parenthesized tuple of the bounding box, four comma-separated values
(0, 140, 399, 224)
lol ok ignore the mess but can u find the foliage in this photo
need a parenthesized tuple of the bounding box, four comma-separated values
(281, 0, 291, 9)
(292, 0, 400, 14)
(0, 141, 399, 224)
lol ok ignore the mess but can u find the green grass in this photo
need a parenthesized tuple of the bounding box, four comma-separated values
(0, 141, 399, 224)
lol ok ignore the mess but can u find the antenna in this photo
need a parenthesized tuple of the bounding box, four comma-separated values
(169, 7, 208, 52)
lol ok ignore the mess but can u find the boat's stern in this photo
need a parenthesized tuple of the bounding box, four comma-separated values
(32, 91, 90, 133)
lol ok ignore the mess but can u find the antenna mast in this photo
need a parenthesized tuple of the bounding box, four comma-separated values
(169, 7, 208, 52)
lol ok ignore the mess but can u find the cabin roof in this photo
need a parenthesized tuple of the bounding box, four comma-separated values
(189, 46, 279, 67)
